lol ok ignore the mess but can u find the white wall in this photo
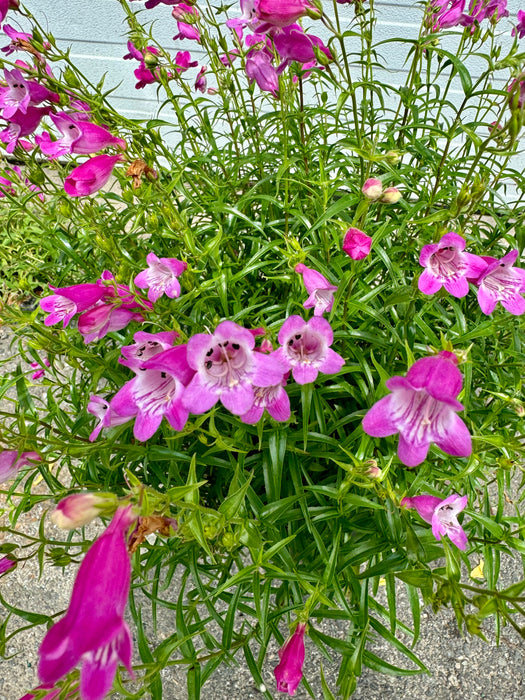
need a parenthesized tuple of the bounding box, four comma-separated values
(20, 1, 524, 119)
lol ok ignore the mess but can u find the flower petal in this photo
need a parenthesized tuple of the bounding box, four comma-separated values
(362, 395, 398, 437)
(397, 434, 429, 467)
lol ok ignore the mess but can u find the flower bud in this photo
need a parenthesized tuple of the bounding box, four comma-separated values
(51, 492, 117, 529)
(380, 187, 402, 204)
(385, 150, 401, 164)
(143, 51, 159, 68)
(361, 178, 383, 200)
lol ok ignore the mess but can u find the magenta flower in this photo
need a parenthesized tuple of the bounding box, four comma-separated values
(64, 154, 122, 197)
(254, 0, 311, 30)
(240, 354, 290, 424)
(513, 9, 525, 37)
(342, 228, 372, 261)
(119, 330, 179, 371)
(245, 48, 279, 95)
(38, 506, 136, 700)
(1, 24, 33, 57)
(0, 555, 16, 575)
(0, 67, 57, 119)
(77, 303, 145, 344)
(294, 263, 337, 317)
(87, 395, 133, 441)
(134, 253, 187, 303)
(39, 283, 105, 328)
(172, 4, 201, 42)
(182, 321, 285, 415)
(362, 351, 472, 467)
(36, 113, 126, 159)
(0, 104, 51, 153)
(475, 249, 525, 315)
(0, 450, 40, 483)
(174, 50, 198, 73)
(273, 25, 332, 74)
(0, 0, 18, 25)
(427, 0, 466, 30)
(274, 316, 344, 385)
(274, 622, 307, 696)
(194, 66, 207, 92)
(401, 493, 468, 550)
(461, 0, 509, 26)
(123, 41, 161, 89)
(110, 345, 194, 440)
(31, 357, 51, 380)
(418, 232, 488, 298)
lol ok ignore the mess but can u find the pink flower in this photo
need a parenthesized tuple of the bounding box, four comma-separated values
(77, 303, 145, 344)
(0, 67, 57, 119)
(111, 345, 194, 440)
(0, 0, 18, 25)
(294, 263, 337, 316)
(475, 249, 525, 315)
(361, 178, 383, 200)
(119, 330, 179, 371)
(174, 50, 198, 73)
(362, 351, 472, 467)
(39, 282, 105, 328)
(30, 357, 51, 380)
(38, 507, 137, 700)
(461, 0, 509, 26)
(194, 65, 207, 92)
(134, 253, 187, 303)
(172, 4, 201, 42)
(245, 49, 279, 95)
(427, 0, 466, 30)
(0, 450, 40, 483)
(274, 622, 307, 696)
(36, 112, 126, 159)
(274, 316, 344, 385)
(513, 9, 525, 37)
(418, 232, 488, 298)
(64, 154, 123, 197)
(182, 321, 285, 415)
(342, 228, 372, 260)
(240, 354, 290, 424)
(254, 0, 311, 30)
(0, 104, 51, 153)
(401, 493, 468, 550)
(273, 25, 332, 74)
(87, 395, 133, 441)
(0, 555, 16, 575)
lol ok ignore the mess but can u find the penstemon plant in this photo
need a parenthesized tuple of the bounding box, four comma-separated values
(1, 0, 525, 698)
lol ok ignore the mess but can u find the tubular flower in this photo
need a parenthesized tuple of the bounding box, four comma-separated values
(426, 0, 466, 30)
(38, 506, 137, 700)
(362, 351, 472, 467)
(240, 354, 291, 424)
(460, 0, 509, 26)
(401, 493, 468, 550)
(119, 330, 179, 371)
(64, 154, 123, 197)
(0, 450, 40, 483)
(254, 0, 311, 31)
(513, 9, 525, 38)
(294, 263, 337, 317)
(245, 48, 279, 95)
(87, 395, 133, 441)
(274, 315, 344, 385)
(418, 232, 487, 298)
(110, 345, 195, 441)
(0, 555, 16, 575)
(36, 112, 126, 159)
(0, 67, 58, 120)
(274, 622, 307, 696)
(134, 253, 187, 303)
(273, 25, 332, 74)
(40, 283, 106, 328)
(0, 104, 51, 152)
(475, 249, 525, 315)
(342, 228, 372, 260)
(182, 321, 285, 415)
